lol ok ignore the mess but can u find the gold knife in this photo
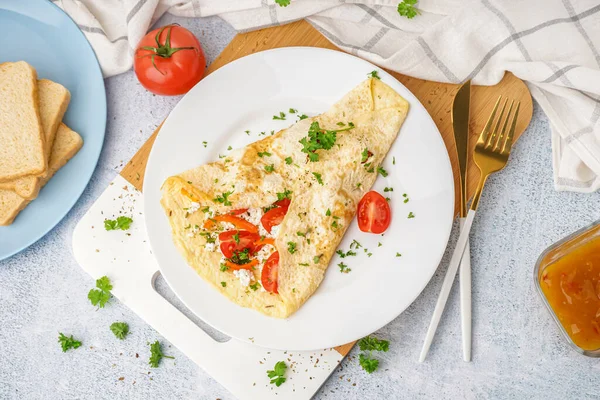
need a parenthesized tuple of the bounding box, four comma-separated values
(451, 80, 472, 362)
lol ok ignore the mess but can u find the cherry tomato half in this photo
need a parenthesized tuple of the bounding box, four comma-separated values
(229, 208, 249, 216)
(356, 191, 391, 234)
(134, 25, 206, 96)
(261, 251, 280, 293)
(218, 230, 260, 259)
(261, 207, 288, 234)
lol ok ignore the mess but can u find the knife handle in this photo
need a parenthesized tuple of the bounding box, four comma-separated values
(459, 218, 472, 362)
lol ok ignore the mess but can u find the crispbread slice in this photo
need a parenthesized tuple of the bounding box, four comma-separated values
(0, 62, 46, 182)
(0, 124, 83, 226)
(0, 79, 70, 199)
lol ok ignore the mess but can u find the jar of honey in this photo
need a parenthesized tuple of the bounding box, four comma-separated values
(535, 221, 600, 357)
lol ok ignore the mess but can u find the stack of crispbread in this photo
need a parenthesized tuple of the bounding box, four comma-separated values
(0, 61, 83, 225)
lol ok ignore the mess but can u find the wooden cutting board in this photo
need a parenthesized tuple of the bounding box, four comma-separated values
(120, 20, 533, 357)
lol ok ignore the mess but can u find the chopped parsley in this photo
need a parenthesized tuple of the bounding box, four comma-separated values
(233, 231, 240, 244)
(397, 0, 420, 19)
(351, 240, 363, 249)
(338, 262, 351, 273)
(104, 216, 133, 231)
(249, 282, 260, 291)
(285, 157, 293, 165)
(403, 193, 409, 203)
(356, 182, 362, 188)
(267, 361, 287, 387)
(110, 322, 129, 340)
(58, 333, 82, 352)
(258, 151, 272, 157)
(396, 252, 402, 257)
(331, 220, 339, 230)
(289, 108, 297, 113)
(203, 141, 208, 147)
(221, 281, 227, 287)
(384, 187, 393, 192)
(297, 114, 308, 120)
(275, 0, 290, 7)
(277, 189, 292, 201)
(244, 130, 250, 135)
(199, 232, 216, 243)
(336, 249, 357, 258)
(273, 111, 286, 120)
(149, 340, 174, 368)
(264, 164, 275, 173)
(227, 145, 232, 151)
(377, 166, 388, 177)
(214, 191, 233, 206)
(326, 209, 331, 216)
(313, 255, 322, 264)
(228, 248, 251, 265)
(299, 121, 354, 162)
(299, 262, 309, 266)
(378, 242, 382, 247)
(287, 242, 297, 254)
(297, 231, 306, 237)
(408, 212, 415, 219)
(358, 336, 389, 373)
(393, 156, 396, 165)
(361, 148, 372, 163)
(88, 276, 112, 308)
(201, 206, 211, 213)
(312, 172, 324, 185)
(368, 70, 381, 80)
(220, 264, 229, 272)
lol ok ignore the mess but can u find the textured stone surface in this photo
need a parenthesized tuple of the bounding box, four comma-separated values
(1, 14, 599, 400)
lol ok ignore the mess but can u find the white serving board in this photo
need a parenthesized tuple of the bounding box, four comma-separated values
(72, 175, 343, 400)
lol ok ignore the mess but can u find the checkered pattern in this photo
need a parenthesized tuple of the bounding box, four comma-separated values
(54, 0, 600, 193)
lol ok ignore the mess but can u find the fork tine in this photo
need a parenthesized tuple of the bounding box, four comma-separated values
(487, 98, 508, 149)
(494, 100, 514, 152)
(478, 96, 502, 145)
(501, 101, 520, 154)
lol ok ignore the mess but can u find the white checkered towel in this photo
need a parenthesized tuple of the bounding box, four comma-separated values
(54, 0, 600, 193)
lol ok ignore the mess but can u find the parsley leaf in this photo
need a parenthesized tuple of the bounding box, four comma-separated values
(220, 264, 229, 272)
(384, 187, 393, 192)
(359, 353, 379, 374)
(397, 0, 420, 19)
(267, 361, 287, 387)
(338, 262, 351, 273)
(221, 281, 226, 287)
(104, 216, 133, 231)
(368, 70, 381, 80)
(326, 209, 331, 216)
(285, 157, 293, 165)
(408, 212, 415, 219)
(88, 276, 113, 308)
(393, 156, 396, 165)
(228, 248, 251, 265)
(289, 108, 297, 113)
(273, 111, 286, 120)
(110, 322, 129, 340)
(298, 114, 308, 120)
(214, 191, 233, 206)
(361, 148, 372, 163)
(351, 239, 362, 249)
(299, 121, 354, 162)
(396, 252, 402, 257)
(258, 151, 272, 157)
(249, 282, 260, 291)
(313, 255, 322, 264)
(58, 333, 81, 352)
(377, 166, 388, 177)
(203, 141, 208, 147)
(277, 189, 292, 201)
(233, 231, 240, 244)
(149, 341, 174, 368)
(275, 0, 291, 7)
(287, 242, 297, 254)
(265, 164, 275, 173)
(359, 336, 390, 352)
(312, 172, 324, 185)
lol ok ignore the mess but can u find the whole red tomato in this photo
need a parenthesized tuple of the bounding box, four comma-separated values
(134, 25, 206, 95)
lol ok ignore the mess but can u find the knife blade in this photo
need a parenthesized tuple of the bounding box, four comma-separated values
(451, 80, 472, 362)
(452, 80, 470, 218)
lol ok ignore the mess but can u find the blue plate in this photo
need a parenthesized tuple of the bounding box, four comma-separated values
(0, 0, 106, 260)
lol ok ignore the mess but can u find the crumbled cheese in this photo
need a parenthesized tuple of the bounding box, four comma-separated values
(186, 225, 200, 237)
(245, 207, 263, 226)
(233, 269, 253, 287)
(188, 202, 200, 213)
(270, 225, 281, 237)
(205, 242, 216, 252)
(255, 246, 273, 264)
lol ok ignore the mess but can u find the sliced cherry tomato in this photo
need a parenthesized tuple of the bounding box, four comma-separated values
(229, 208, 248, 215)
(357, 191, 391, 234)
(261, 207, 288, 234)
(274, 198, 290, 209)
(218, 230, 260, 259)
(204, 214, 258, 233)
(224, 259, 259, 271)
(134, 25, 206, 96)
(261, 252, 279, 293)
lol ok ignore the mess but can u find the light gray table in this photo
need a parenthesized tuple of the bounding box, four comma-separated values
(1, 14, 599, 400)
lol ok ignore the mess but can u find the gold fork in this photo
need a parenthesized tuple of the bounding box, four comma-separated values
(419, 96, 520, 362)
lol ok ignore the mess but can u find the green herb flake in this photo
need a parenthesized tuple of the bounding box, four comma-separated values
(368, 70, 381, 80)
(377, 166, 388, 177)
(104, 216, 133, 231)
(285, 157, 293, 165)
(265, 164, 275, 173)
(299, 262, 309, 266)
(384, 187, 393, 192)
(299, 121, 354, 162)
(220, 264, 229, 272)
(338, 262, 351, 273)
(287, 242, 297, 254)
(221, 281, 227, 287)
(58, 333, 82, 353)
(276, 189, 292, 201)
(149, 340, 174, 368)
(408, 212, 415, 219)
(227, 146, 232, 151)
(213, 191, 234, 206)
(273, 111, 286, 120)
(202, 141, 208, 147)
(396, 252, 402, 257)
(258, 151, 272, 158)
(397, 0, 420, 19)
(110, 322, 129, 340)
(313, 255, 322, 264)
(298, 114, 308, 120)
(267, 361, 287, 387)
(393, 156, 396, 165)
(249, 282, 260, 291)
(312, 172, 324, 185)
(289, 108, 297, 113)
(326, 209, 331, 216)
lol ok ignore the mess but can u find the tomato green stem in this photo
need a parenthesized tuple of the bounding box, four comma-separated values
(138, 25, 198, 75)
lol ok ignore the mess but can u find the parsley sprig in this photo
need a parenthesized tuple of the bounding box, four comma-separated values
(214, 191, 233, 206)
(275, 0, 291, 7)
(88, 276, 113, 308)
(299, 121, 354, 162)
(397, 0, 420, 19)
(358, 336, 389, 373)
(273, 111, 286, 120)
(110, 322, 129, 340)
(104, 216, 133, 231)
(267, 361, 287, 387)
(58, 333, 82, 352)
(149, 341, 174, 368)
(368, 70, 381, 80)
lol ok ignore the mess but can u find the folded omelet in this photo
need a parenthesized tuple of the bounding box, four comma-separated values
(161, 78, 409, 318)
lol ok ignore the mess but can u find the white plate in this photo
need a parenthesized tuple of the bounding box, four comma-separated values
(144, 47, 454, 351)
